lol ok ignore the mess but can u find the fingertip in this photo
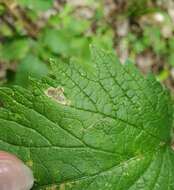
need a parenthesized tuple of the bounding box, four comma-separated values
(0, 151, 34, 190)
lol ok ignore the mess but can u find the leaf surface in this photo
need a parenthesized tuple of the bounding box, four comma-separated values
(0, 46, 174, 190)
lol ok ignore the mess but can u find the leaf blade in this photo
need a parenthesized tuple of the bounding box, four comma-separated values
(0, 46, 173, 189)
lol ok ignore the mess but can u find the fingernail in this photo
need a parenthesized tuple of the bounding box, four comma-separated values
(0, 151, 34, 190)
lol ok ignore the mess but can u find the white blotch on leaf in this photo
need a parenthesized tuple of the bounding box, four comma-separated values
(45, 87, 71, 106)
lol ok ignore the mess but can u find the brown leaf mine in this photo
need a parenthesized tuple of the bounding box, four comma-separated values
(45, 87, 71, 105)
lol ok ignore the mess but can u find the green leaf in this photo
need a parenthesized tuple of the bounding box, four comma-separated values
(0, 39, 29, 61)
(0, 46, 174, 190)
(168, 53, 174, 67)
(0, 3, 5, 15)
(143, 27, 167, 55)
(15, 55, 48, 87)
(41, 29, 71, 55)
(17, 0, 53, 11)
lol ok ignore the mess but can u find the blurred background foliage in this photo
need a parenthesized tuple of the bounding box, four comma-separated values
(0, 0, 174, 90)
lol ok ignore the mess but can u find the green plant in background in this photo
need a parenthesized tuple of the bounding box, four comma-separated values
(123, 9, 174, 82)
(0, 0, 174, 86)
(0, 46, 174, 189)
(1, 0, 174, 87)
(17, 0, 54, 11)
(0, 0, 113, 87)
(126, 0, 161, 17)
